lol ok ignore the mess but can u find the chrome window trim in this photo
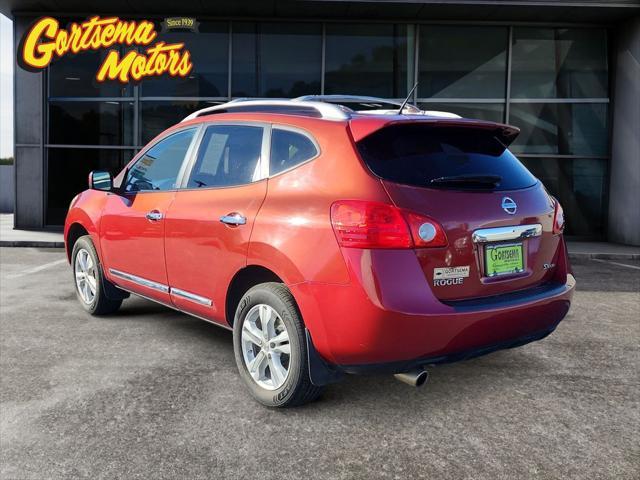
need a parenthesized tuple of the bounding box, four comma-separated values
(175, 124, 206, 188)
(109, 268, 170, 293)
(472, 224, 543, 243)
(267, 125, 321, 178)
(170, 288, 214, 307)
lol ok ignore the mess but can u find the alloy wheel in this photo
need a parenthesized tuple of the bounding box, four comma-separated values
(240, 304, 291, 390)
(74, 248, 97, 304)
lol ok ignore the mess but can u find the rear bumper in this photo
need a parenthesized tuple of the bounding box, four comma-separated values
(291, 247, 575, 370)
(335, 315, 562, 375)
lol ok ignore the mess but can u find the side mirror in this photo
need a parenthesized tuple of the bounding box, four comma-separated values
(88, 170, 113, 191)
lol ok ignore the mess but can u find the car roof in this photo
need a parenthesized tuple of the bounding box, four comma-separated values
(176, 98, 519, 146)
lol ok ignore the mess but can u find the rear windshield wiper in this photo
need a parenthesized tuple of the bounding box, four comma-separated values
(430, 174, 502, 188)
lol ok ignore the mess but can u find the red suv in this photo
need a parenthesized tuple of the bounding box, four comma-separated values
(65, 97, 575, 407)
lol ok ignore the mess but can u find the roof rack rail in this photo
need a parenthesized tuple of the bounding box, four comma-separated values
(293, 95, 422, 113)
(182, 96, 461, 122)
(182, 99, 350, 122)
(296, 96, 463, 118)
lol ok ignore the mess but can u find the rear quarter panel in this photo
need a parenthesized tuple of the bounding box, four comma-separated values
(247, 118, 391, 357)
(247, 118, 390, 285)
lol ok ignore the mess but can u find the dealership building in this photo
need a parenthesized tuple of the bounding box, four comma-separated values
(1, 0, 639, 244)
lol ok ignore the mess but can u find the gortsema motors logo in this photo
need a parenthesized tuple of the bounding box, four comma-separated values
(18, 16, 194, 83)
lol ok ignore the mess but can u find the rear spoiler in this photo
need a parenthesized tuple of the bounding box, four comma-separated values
(349, 117, 520, 147)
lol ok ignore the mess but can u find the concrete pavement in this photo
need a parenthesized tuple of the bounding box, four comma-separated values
(0, 214, 64, 247)
(0, 248, 638, 479)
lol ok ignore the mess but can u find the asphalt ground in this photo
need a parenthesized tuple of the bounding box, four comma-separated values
(0, 248, 638, 479)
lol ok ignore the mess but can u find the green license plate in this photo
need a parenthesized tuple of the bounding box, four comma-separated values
(485, 243, 524, 277)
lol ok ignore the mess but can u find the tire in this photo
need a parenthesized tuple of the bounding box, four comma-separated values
(71, 235, 123, 315)
(233, 282, 324, 407)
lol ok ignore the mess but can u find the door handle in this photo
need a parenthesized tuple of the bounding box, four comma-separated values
(145, 210, 163, 222)
(219, 212, 247, 226)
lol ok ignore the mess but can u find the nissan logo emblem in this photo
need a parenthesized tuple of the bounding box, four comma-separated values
(501, 197, 517, 215)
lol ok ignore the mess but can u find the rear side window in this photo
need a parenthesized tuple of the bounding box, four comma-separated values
(270, 129, 318, 176)
(357, 124, 537, 191)
(187, 125, 263, 188)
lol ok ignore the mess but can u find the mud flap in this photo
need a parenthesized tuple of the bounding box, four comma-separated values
(306, 329, 344, 386)
(99, 265, 130, 300)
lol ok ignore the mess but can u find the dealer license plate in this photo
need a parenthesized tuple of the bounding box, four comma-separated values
(485, 243, 524, 277)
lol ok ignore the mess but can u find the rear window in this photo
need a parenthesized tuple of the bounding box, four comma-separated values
(357, 124, 537, 191)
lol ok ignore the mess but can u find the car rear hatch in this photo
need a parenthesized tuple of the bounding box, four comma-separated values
(353, 119, 562, 302)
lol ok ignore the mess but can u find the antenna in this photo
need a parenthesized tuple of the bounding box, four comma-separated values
(398, 82, 419, 115)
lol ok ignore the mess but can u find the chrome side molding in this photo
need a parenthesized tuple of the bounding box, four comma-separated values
(109, 269, 214, 307)
(109, 268, 170, 293)
(170, 288, 213, 307)
(472, 224, 542, 243)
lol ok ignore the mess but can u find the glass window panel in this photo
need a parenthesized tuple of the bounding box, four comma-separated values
(187, 125, 263, 188)
(46, 148, 133, 225)
(49, 101, 134, 146)
(141, 21, 229, 97)
(140, 100, 218, 144)
(520, 158, 607, 237)
(125, 129, 196, 192)
(325, 24, 411, 98)
(511, 28, 608, 99)
(232, 22, 322, 98)
(418, 103, 504, 123)
(270, 128, 319, 175)
(509, 103, 608, 156)
(49, 48, 132, 97)
(419, 26, 508, 99)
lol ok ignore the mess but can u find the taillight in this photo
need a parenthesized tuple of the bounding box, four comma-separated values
(553, 199, 565, 235)
(403, 211, 448, 247)
(330, 200, 447, 249)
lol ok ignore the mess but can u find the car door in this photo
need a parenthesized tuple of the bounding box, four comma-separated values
(164, 123, 269, 323)
(100, 127, 199, 304)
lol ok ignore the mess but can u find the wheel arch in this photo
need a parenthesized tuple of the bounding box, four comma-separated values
(225, 264, 291, 327)
(65, 221, 91, 262)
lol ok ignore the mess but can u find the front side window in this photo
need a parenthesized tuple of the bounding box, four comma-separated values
(124, 128, 196, 192)
(187, 125, 264, 188)
(270, 129, 319, 175)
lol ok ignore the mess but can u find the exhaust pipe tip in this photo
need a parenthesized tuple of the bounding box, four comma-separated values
(394, 368, 429, 387)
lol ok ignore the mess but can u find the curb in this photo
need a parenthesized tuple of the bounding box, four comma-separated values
(0, 241, 65, 248)
(568, 252, 640, 261)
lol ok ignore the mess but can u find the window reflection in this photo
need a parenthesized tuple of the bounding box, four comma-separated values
(48, 18, 133, 97)
(325, 24, 411, 97)
(511, 28, 608, 99)
(49, 47, 132, 97)
(141, 22, 229, 97)
(232, 23, 321, 97)
(418, 103, 504, 123)
(49, 101, 134, 146)
(46, 148, 132, 225)
(140, 100, 219, 144)
(521, 158, 607, 237)
(509, 103, 608, 156)
(419, 26, 507, 98)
